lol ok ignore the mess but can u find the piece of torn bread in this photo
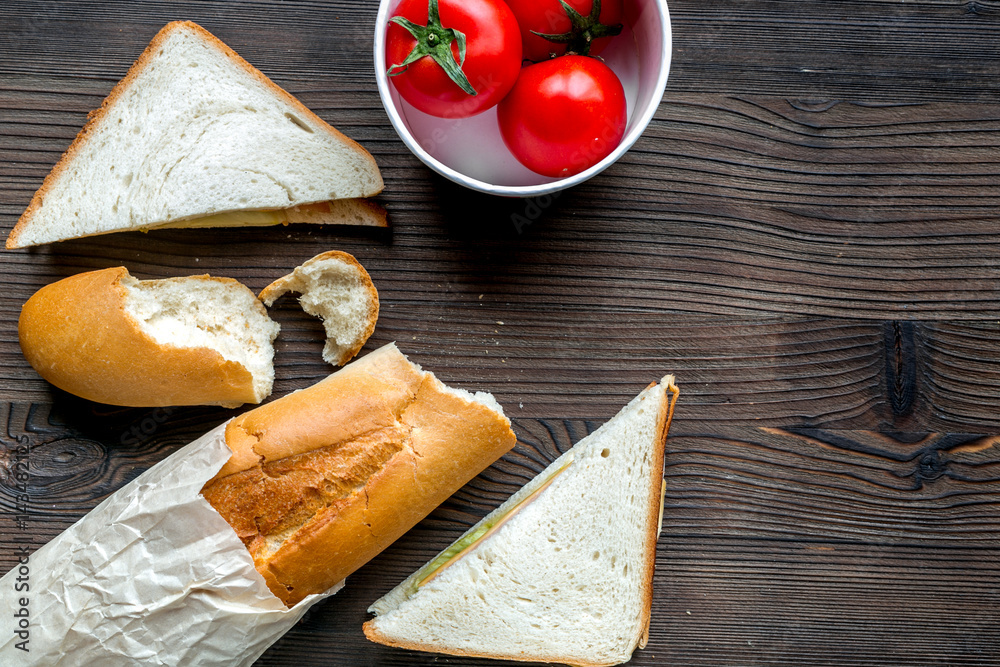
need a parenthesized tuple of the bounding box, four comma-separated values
(6, 20, 384, 249)
(260, 251, 379, 366)
(18, 267, 279, 407)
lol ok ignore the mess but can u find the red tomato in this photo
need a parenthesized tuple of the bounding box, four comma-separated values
(385, 0, 522, 119)
(504, 0, 624, 62)
(497, 56, 627, 178)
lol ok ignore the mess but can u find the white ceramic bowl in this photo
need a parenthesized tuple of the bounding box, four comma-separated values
(374, 0, 672, 197)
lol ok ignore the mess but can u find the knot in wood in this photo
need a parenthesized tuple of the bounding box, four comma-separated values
(916, 450, 946, 483)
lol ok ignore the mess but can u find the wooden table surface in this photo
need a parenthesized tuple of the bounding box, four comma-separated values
(2, 1, 999, 665)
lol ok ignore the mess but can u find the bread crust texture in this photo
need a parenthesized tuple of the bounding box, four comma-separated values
(200, 343, 516, 606)
(259, 250, 380, 366)
(6, 20, 384, 248)
(18, 267, 262, 407)
(638, 376, 679, 651)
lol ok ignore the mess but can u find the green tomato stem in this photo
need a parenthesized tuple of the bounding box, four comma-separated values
(531, 0, 624, 57)
(386, 0, 477, 96)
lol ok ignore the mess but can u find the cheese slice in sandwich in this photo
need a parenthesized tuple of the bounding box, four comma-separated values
(364, 376, 680, 667)
(6, 20, 384, 249)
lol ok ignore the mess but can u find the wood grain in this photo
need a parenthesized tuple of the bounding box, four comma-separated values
(2, 0, 999, 103)
(0, 1, 998, 665)
(3, 92, 999, 319)
(4, 410, 999, 665)
(261, 424, 1000, 665)
(650, 426, 1000, 667)
(6, 310, 1000, 431)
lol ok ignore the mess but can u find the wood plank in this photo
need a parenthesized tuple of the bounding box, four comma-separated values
(662, 426, 1000, 543)
(262, 424, 1000, 666)
(8, 414, 998, 552)
(667, 0, 1000, 103)
(6, 310, 999, 432)
(1, 1, 999, 103)
(11, 415, 994, 664)
(645, 538, 1000, 667)
(3, 91, 998, 320)
(647, 426, 1000, 666)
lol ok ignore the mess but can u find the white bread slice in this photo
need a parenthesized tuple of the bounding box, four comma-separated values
(364, 377, 680, 667)
(18, 267, 280, 407)
(260, 250, 379, 366)
(6, 21, 384, 249)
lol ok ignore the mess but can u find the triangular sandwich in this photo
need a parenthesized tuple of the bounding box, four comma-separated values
(7, 21, 384, 249)
(364, 376, 679, 667)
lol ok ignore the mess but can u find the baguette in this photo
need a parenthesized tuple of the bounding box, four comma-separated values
(200, 343, 517, 606)
(18, 267, 279, 407)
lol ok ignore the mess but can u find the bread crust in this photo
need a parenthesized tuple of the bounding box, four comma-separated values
(6, 20, 384, 249)
(18, 267, 261, 407)
(259, 250, 380, 366)
(201, 344, 516, 606)
(281, 199, 388, 228)
(149, 199, 389, 230)
(360, 630, 625, 667)
(638, 376, 678, 652)
(211, 343, 422, 481)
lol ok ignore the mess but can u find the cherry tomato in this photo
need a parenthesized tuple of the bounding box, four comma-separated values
(497, 55, 627, 178)
(385, 0, 522, 119)
(504, 0, 624, 62)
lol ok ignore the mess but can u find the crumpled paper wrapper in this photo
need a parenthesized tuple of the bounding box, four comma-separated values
(0, 421, 341, 666)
